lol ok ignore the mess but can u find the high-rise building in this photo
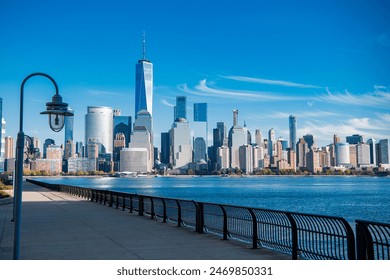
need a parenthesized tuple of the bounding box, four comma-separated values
(64, 107, 74, 146)
(217, 122, 228, 146)
(113, 133, 126, 162)
(169, 118, 192, 169)
(357, 143, 370, 166)
(378, 139, 389, 164)
(194, 103, 207, 122)
(296, 138, 308, 168)
(228, 110, 248, 169)
(346, 134, 364, 145)
(134, 110, 152, 136)
(336, 143, 350, 166)
(303, 134, 314, 150)
(64, 140, 76, 160)
(367, 139, 377, 166)
(75, 141, 84, 158)
(349, 144, 357, 167)
(174, 96, 187, 121)
(4, 136, 13, 159)
(239, 145, 253, 174)
(0, 98, 3, 169)
(268, 128, 275, 157)
(85, 106, 113, 157)
(289, 115, 297, 151)
(43, 139, 55, 158)
(193, 137, 206, 162)
(113, 113, 132, 148)
(160, 132, 170, 165)
(135, 33, 153, 116)
(217, 146, 230, 170)
(255, 129, 263, 147)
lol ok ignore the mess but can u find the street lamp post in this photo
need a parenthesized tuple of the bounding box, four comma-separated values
(14, 72, 73, 260)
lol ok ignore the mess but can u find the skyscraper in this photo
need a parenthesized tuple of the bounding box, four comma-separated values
(194, 103, 207, 122)
(346, 134, 364, 145)
(303, 134, 314, 150)
(289, 115, 297, 151)
(378, 139, 389, 164)
(85, 106, 113, 157)
(228, 109, 248, 168)
(113, 113, 132, 148)
(174, 96, 187, 121)
(169, 118, 192, 169)
(160, 132, 170, 164)
(135, 32, 153, 116)
(268, 128, 275, 157)
(64, 107, 74, 146)
(0, 98, 3, 170)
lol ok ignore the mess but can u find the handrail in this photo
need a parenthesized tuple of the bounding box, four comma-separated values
(26, 179, 389, 260)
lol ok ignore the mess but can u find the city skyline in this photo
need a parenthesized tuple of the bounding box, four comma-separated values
(1, 0, 390, 148)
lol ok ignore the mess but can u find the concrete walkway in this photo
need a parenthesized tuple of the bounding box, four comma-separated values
(0, 181, 290, 260)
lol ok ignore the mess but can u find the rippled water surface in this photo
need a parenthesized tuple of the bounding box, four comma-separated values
(37, 176, 390, 223)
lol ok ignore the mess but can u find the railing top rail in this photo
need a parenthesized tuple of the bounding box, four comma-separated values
(356, 219, 390, 227)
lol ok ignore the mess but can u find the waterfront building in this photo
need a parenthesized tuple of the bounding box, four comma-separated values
(169, 118, 192, 169)
(160, 132, 170, 165)
(346, 134, 364, 145)
(228, 110, 248, 169)
(367, 139, 377, 166)
(64, 140, 76, 160)
(32, 145, 63, 174)
(349, 144, 357, 167)
(113, 133, 126, 163)
(288, 149, 296, 171)
(268, 128, 275, 158)
(87, 139, 99, 163)
(4, 136, 14, 159)
(64, 107, 74, 145)
(113, 113, 132, 148)
(75, 141, 84, 158)
(43, 139, 55, 158)
(67, 157, 96, 173)
(357, 143, 370, 166)
(378, 139, 390, 164)
(303, 134, 314, 150)
(134, 110, 152, 138)
(85, 106, 113, 157)
(217, 122, 228, 146)
(174, 96, 187, 121)
(135, 33, 153, 116)
(255, 129, 262, 147)
(336, 143, 350, 166)
(296, 138, 308, 168)
(239, 144, 253, 174)
(319, 147, 331, 167)
(306, 149, 321, 173)
(194, 103, 207, 122)
(193, 137, 206, 162)
(289, 115, 297, 151)
(217, 146, 230, 170)
(120, 148, 149, 173)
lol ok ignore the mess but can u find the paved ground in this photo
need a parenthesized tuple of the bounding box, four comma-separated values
(0, 181, 290, 260)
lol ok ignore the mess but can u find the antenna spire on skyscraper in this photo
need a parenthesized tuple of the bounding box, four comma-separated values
(142, 30, 146, 60)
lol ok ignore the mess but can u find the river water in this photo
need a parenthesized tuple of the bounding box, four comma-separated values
(36, 175, 390, 224)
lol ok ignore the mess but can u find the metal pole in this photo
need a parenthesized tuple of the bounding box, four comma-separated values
(13, 72, 59, 260)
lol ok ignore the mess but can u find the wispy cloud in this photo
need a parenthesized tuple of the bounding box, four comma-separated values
(320, 87, 390, 107)
(269, 110, 342, 119)
(87, 89, 127, 97)
(161, 99, 175, 107)
(179, 79, 306, 101)
(223, 75, 322, 89)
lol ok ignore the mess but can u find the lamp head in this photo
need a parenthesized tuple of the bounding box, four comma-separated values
(40, 93, 73, 132)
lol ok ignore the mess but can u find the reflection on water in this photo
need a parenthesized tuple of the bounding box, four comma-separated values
(39, 176, 390, 223)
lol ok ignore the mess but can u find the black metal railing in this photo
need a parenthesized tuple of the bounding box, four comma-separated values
(26, 179, 390, 260)
(356, 220, 390, 260)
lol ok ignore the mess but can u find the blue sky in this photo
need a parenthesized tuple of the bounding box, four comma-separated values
(1, 0, 389, 149)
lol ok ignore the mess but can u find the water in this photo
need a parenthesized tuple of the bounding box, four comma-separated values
(36, 175, 390, 224)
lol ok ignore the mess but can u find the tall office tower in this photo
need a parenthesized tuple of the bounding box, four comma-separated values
(193, 137, 206, 162)
(75, 141, 84, 158)
(213, 128, 222, 148)
(239, 145, 253, 174)
(127, 111, 154, 172)
(336, 143, 350, 166)
(303, 134, 314, 150)
(160, 132, 170, 164)
(367, 139, 377, 166)
(296, 137, 308, 168)
(113, 133, 126, 162)
(0, 117, 5, 169)
(289, 115, 297, 151)
(346, 134, 364, 145)
(169, 118, 192, 169)
(64, 107, 74, 145)
(349, 144, 357, 167)
(306, 149, 321, 174)
(333, 134, 341, 145)
(255, 129, 263, 147)
(113, 113, 132, 148)
(135, 32, 153, 116)
(217, 122, 228, 146)
(217, 146, 230, 170)
(64, 140, 76, 160)
(357, 143, 370, 166)
(228, 109, 248, 169)
(174, 96, 187, 121)
(87, 139, 99, 161)
(4, 136, 14, 159)
(85, 106, 113, 157)
(193, 102, 208, 150)
(268, 128, 275, 157)
(43, 139, 55, 158)
(378, 139, 389, 164)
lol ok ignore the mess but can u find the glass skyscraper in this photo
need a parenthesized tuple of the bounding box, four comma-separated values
(113, 115, 132, 147)
(64, 107, 74, 145)
(135, 35, 153, 116)
(194, 103, 207, 122)
(174, 96, 187, 121)
(289, 115, 297, 151)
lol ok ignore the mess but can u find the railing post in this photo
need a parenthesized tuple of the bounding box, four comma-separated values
(138, 195, 144, 216)
(286, 213, 298, 260)
(340, 219, 356, 260)
(356, 221, 373, 260)
(220, 205, 228, 240)
(129, 195, 133, 213)
(108, 192, 113, 207)
(248, 209, 258, 249)
(176, 200, 182, 227)
(196, 202, 204, 234)
(150, 197, 155, 219)
(122, 194, 125, 211)
(162, 199, 167, 223)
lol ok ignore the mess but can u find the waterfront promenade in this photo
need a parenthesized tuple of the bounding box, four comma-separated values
(0, 181, 289, 260)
